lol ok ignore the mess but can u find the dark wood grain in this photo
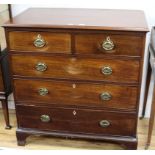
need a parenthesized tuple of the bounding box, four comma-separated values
(16, 128, 137, 149)
(11, 54, 140, 83)
(3, 8, 148, 32)
(14, 79, 138, 110)
(9, 31, 71, 53)
(16, 105, 136, 136)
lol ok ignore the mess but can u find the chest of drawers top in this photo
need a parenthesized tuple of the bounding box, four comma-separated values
(4, 8, 148, 32)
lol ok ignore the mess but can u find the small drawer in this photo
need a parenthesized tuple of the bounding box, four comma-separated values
(11, 54, 140, 83)
(75, 33, 143, 56)
(14, 79, 138, 110)
(16, 105, 136, 136)
(8, 31, 71, 53)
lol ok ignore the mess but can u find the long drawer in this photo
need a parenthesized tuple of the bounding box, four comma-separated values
(11, 54, 140, 83)
(14, 79, 138, 110)
(8, 31, 71, 53)
(16, 105, 136, 136)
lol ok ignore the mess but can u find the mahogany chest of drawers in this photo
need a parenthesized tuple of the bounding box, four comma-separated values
(4, 8, 148, 149)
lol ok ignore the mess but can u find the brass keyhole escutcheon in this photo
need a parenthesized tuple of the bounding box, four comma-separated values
(73, 110, 77, 115)
(72, 83, 76, 89)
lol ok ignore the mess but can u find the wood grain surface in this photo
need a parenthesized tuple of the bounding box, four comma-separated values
(75, 33, 143, 56)
(11, 54, 140, 84)
(3, 8, 148, 32)
(9, 31, 71, 53)
(14, 79, 138, 110)
(16, 105, 136, 136)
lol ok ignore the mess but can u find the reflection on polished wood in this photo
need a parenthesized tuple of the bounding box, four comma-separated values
(0, 109, 154, 150)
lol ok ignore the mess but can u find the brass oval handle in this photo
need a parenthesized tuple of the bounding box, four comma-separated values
(101, 66, 112, 75)
(34, 34, 46, 48)
(100, 92, 112, 101)
(38, 88, 49, 96)
(101, 36, 114, 51)
(40, 115, 50, 123)
(99, 120, 110, 128)
(35, 62, 47, 72)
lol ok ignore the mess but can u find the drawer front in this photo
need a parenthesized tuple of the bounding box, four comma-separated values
(14, 79, 138, 110)
(9, 31, 71, 53)
(75, 34, 143, 56)
(11, 54, 140, 83)
(16, 105, 136, 136)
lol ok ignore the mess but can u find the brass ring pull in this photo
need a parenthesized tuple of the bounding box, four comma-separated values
(38, 88, 48, 96)
(101, 66, 112, 75)
(100, 92, 112, 101)
(40, 115, 50, 123)
(34, 34, 46, 48)
(101, 36, 114, 51)
(99, 120, 110, 128)
(35, 62, 47, 72)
